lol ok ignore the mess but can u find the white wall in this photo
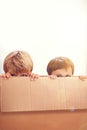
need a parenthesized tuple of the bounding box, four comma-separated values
(0, 0, 87, 75)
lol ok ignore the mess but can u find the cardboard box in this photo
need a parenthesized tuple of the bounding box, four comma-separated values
(0, 77, 87, 130)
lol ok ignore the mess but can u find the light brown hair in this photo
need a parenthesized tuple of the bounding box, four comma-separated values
(3, 50, 33, 75)
(47, 57, 74, 75)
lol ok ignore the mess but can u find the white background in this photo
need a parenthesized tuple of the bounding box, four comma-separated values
(0, 0, 87, 75)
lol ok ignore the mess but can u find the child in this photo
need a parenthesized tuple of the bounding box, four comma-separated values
(47, 56, 74, 77)
(1, 50, 38, 80)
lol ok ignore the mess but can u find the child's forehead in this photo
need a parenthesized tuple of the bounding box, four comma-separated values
(52, 67, 73, 75)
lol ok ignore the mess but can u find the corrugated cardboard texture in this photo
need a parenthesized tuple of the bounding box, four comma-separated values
(0, 110, 87, 130)
(0, 77, 87, 130)
(0, 77, 87, 112)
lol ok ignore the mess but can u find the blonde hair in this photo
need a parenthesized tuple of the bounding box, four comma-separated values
(3, 50, 33, 75)
(47, 57, 74, 75)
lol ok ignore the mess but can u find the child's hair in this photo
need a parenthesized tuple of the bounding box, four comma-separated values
(47, 56, 74, 75)
(3, 50, 33, 75)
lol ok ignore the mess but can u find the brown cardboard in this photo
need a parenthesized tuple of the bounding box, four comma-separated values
(0, 77, 87, 112)
(0, 77, 87, 130)
(0, 110, 87, 130)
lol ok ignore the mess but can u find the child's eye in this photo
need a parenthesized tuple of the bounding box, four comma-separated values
(11, 74, 16, 76)
(57, 75, 62, 77)
(21, 74, 28, 76)
(65, 75, 71, 77)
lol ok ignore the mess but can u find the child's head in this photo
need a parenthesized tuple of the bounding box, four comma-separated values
(3, 50, 33, 76)
(47, 57, 74, 77)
